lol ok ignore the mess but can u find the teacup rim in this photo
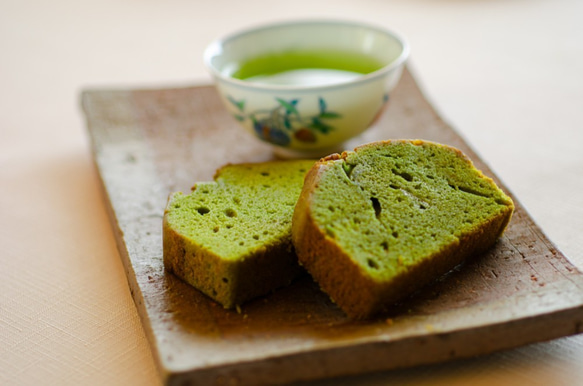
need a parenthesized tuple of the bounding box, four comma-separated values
(203, 18, 410, 92)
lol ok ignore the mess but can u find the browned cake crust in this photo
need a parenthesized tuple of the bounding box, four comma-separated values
(292, 140, 514, 319)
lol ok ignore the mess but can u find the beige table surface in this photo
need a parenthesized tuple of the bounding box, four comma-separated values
(2, 1, 582, 385)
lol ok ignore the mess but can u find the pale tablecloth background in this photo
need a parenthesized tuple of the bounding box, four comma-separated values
(1, 0, 582, 385)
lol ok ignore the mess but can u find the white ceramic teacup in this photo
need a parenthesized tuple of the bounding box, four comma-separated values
(204, 19, 409, 158)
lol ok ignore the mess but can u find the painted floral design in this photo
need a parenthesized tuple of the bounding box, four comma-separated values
(227, 96, 341, 147)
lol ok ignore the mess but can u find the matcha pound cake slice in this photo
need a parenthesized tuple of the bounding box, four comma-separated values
(163, 160, 314, 309)
(292, 140, 514, 319)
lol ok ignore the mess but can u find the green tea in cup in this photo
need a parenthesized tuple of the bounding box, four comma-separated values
(232, 49, 385, 86)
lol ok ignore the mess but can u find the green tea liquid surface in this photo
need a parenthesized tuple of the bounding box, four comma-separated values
(232, 50, 384, 86)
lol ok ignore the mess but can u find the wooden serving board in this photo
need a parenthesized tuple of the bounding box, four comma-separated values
(81, 68, 583, 385)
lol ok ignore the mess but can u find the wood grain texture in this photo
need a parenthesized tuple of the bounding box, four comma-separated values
(81, 68, 583, 385)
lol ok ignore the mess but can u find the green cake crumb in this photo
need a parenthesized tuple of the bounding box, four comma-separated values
(163, 160, 314, 309)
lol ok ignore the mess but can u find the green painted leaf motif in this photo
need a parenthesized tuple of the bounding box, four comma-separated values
(319, 112, 341, 119)
(276, 98, 299, 115)
(319, 97, 327, 114)
(283, 116, 292, 130)
(227, 95, 246, 112)
(309, 117, 333, 134)
(233, 114, 245, 122)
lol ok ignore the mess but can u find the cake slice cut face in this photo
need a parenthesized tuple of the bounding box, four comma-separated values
(163, 160, 314, 309)
(292, 140, 514, 319)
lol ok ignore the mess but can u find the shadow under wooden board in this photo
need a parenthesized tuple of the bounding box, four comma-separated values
(81, 67, 583, 386)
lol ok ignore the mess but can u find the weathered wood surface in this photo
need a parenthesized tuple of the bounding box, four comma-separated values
(81, 68, 583, 385)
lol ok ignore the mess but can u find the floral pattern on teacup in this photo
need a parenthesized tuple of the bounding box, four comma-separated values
(228, 96, 341, 147)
